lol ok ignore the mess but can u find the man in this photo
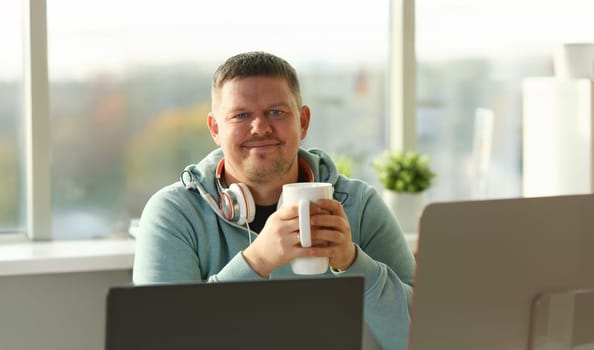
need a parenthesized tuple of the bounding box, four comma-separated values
(133, 51, 415, 350)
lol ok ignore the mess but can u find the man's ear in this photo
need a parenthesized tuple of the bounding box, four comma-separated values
(299, 105, 311, 140)
(207, 112, 221, 145)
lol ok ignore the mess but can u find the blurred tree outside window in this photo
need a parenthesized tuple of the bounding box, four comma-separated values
(41, 0, 389, 239)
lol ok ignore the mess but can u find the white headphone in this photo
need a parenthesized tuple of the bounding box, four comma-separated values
(181, 158, 314, 226)
(214, 159, 256, 225)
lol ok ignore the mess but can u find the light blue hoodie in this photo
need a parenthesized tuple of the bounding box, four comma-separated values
(133, 147, 416, 350)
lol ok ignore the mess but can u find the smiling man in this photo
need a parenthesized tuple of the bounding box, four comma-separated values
(133, 51, 416, 350)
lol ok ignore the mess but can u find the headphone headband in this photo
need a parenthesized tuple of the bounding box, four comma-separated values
(215, 157, 314, 189)
(298, 157, 315, 182)
(187, 157, 315, 225)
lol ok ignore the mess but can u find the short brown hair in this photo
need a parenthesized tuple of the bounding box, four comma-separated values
(212, 51, 302, 106)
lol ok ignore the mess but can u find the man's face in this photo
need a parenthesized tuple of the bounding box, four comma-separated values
(207, 76, 310, 185)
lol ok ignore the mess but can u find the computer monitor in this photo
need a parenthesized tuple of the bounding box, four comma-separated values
(409, 194, 594, 350)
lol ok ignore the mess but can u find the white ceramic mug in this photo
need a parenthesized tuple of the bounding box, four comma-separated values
(280, 182, 333, 275)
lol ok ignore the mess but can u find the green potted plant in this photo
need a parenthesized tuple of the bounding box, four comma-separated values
(373, 150, 435, 193)
(373, 150, 436, 233)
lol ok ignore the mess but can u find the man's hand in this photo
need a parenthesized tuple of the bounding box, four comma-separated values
(242, 199, 355, 277)
(307, 199, 356, 271)
(241, 204, 303, 278)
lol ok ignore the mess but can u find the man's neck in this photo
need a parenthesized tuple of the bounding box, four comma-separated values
(249, 163, 312, 205)
(222, 166, 296, 206)
(248, 182, 287, 206)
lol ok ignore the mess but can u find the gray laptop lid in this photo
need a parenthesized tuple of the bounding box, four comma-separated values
(409, 194, 594, 350)
(105, 276, 364, 350)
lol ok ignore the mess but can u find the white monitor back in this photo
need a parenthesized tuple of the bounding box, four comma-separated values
(409, 194, 594, 350)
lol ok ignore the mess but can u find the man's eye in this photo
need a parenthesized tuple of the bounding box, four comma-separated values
(268, 109, 284, 117)
(235, 113, 250, 119)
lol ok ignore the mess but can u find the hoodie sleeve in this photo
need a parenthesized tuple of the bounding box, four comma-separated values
(132, 184, 204, 284)
(331, 184, 415, 350)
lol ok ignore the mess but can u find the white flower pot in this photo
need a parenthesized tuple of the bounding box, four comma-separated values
(382, 190, 425, 234)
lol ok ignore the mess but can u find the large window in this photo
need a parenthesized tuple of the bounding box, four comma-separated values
(39, 0, 389, 239)
(416, 0, 594, 202)
(0, 1, 24, 234)
(7, 0, 594, 239)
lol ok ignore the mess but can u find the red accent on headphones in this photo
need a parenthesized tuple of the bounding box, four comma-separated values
(298, 157, 315, 182)
(215, 158, 314, 225)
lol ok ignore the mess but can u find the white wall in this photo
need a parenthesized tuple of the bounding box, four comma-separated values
(0, 270, 131, 350)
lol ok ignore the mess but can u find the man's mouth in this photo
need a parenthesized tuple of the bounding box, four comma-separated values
(242, 139, 281, 149)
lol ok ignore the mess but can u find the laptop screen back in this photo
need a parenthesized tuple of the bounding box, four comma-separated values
(105, 276, 364, 350)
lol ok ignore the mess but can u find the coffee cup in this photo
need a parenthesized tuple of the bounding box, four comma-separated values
(280, 182, 333, 275)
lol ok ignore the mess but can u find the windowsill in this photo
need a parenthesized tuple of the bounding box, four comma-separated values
(0, 233, 135, 277)
(0, 232, 418, 277)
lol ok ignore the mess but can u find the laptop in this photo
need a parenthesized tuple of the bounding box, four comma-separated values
(105, 276, 364, 350)
(409, 194, 594, 350)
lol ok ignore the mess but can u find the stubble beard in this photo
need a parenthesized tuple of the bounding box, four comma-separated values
(244, 151, 294, 184)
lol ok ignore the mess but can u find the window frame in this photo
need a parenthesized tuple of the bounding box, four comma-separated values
(389, 0, 417, 152)
(24, 0, 51, 240)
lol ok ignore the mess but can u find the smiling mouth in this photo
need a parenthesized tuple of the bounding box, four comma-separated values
(242, 139, 282, 150)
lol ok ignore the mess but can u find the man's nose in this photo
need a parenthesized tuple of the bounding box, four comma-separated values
(251, 114, 272, 135)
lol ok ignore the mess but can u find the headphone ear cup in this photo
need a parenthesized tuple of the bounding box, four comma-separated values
(219, 183, 255, 225)
(228, 183, 255, 225)
(219, 189, 237, 223)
